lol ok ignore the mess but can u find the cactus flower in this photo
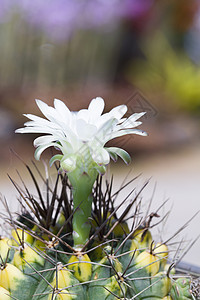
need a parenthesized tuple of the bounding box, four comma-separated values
(16, 97, 146, 173)
(16, 97, 146, 249)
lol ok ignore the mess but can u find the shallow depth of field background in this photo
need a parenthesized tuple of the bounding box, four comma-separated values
(0, 0, 200, 267)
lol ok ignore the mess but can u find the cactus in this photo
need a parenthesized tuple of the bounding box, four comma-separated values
(0, 97, 198, 299)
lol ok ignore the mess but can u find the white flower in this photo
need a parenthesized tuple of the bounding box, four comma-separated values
(16, 97, 147, 173)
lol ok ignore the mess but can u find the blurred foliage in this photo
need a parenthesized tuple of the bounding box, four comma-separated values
(127, 34, 200, 113)
(0, 18, 121, 90)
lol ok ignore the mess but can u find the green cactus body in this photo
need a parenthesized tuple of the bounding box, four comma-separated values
(0, 263, 38, 299)
(170, 277, 194, 300)
(132, 228, 153, 250)
(132, 272, 171, 299)
(0, 228, 196, 300)
(13, 245, 45, 271)
(30, 262, 85, 300)
(134, 250, 160, 276)
(68, 253, 92, 282)
(88, 274, 126, 300)
(87, 254, 125, 300)
(0, 166, 197, 300)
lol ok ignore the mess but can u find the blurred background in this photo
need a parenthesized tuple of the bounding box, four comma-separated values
(0, 0, 200, 267)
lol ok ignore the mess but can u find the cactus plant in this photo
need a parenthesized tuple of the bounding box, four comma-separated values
(0, 97, 199, 299)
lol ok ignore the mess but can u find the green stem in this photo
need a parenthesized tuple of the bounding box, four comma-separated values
(68, 168, 98, 249)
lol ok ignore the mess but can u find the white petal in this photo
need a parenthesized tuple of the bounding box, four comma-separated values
(23, 113, 49, 123)
(77, 109, 89, 122)
(32, 102, 72, 134)
(120, 112, 146, 128)
(23, 119, 61, 130)
(94, 164, 106, 175)
(35, 99, 60, 124)
(96, 118, 118, 143)
(108, 104, 127, 120)
(15, 128, 28, 133)
(107, 128, 147, 142)
(130, 111, 146, 121)
(34, 143, 57, 160)
(59, 140, 73, 155)
(118, 118, 126, 124)
(95, 105, 127, 130)
(94, 113, 113, 129)
(92, 148, 110, 165)
(49, 154, 63, 167)
(17, 98, 147, 167)
(76, 119, 97, 141)
(106, 147, 131, 164)
(54, 99, 71, 123)
(15, 127, 53, 134)
(88, 97, 105, 122)
(117, 121, 142, 130)
(34, 135, 56, 147)
(16, 126, 64, 137)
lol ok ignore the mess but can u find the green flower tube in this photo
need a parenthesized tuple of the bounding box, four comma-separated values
(67, 167, 98, 248)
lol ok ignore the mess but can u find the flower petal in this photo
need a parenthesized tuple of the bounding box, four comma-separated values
(119, 112, 146, 129)
(108, 151, 118, 162)
(88, 97, 105, 122)
(22, 114, 53, 125)
(76, 119, 97, 141)
(15, 126, 59, 135)
(35, 99, 59, 123)
(54, 98, 71, 123)
(107, 128, 147, 142)
(59, 140, 74, 155)
(92, 148, 110, 165)
(96, 118, 118, 143)
(49, 154, 63, 167)
(34, 135, 57, 147)
(117, 121, 142, 130)
(77, 109, 89, 122)
(23, 119, 62, 131)
(54, 98, 70, 114)
(34, 143, 57, 160)
(94, 164, 106, 175)
(108, 104, 127, 120)
(60, 155, 77, 172)
(16, 97, 147, 169)
(106, 147, 131, 164)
